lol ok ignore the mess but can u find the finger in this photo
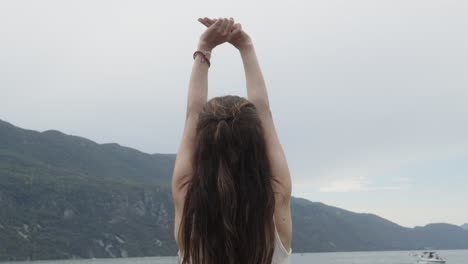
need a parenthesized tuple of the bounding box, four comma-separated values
(209, 17, 220, 33)
(206, 17, 216, 25)
(223, 18, 231, 35)
(198, 18, 208, 26)
(205, 17, 216, 27)
(209, 18, 222, 31)
(206, 17, 217, 23)
(199, 18, 211, 27)
(224, 17, 235, 35)
(218, 17, 228, 33)
(230, 23, 242, 34)
(230, 28, 240, 36)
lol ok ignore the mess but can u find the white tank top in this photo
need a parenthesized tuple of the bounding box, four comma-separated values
(177, 224, 291, 264)
(272, 223, 292, 264)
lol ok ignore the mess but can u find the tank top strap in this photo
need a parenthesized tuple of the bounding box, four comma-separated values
(272, 219, 292, 264)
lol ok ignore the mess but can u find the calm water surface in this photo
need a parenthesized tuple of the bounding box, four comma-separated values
(3, 250, 467, 264)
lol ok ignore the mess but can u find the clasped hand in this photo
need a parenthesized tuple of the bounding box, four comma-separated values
(197, 17, 253, 52)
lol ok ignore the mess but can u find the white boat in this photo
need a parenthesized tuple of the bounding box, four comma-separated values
(417, 251, 446, 264)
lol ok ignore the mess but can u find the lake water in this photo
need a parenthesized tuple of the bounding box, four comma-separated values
(2, 250, 467, 264)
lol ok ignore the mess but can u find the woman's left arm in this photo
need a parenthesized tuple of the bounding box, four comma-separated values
(172, 17, 234, 247)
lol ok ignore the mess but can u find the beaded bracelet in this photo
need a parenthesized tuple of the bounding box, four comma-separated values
(193, 50, 211, 67)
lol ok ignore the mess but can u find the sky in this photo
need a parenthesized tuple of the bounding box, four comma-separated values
(1, 0, 467, 228)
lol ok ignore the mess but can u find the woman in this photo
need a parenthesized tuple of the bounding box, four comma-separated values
(172, 17, 292, 264)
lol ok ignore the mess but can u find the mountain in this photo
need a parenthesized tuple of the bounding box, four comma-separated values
(0, 120, 177, 260)
(0, 119, 175, 186)
(1, 119, 468, 261)
(292, 198, 468, 252)
(462, 223, 468, 230)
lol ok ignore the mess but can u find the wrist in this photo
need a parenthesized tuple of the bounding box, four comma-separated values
(197, 41, 213, 52)
(238, 43, 254, 54)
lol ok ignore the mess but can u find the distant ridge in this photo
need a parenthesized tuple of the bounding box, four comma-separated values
(0, 119, 175, 186)
(462, 223, 468, 230)
(1, 119, 468, 261)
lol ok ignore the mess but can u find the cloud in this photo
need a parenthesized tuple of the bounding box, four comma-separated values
(318, 176, 410, 193)
(302, 144, 464, 194)
(319, 176, 366, 192)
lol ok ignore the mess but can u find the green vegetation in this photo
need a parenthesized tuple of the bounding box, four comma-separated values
(0, 120, 176, 260)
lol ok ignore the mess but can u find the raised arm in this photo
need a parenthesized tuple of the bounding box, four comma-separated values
(171, 41, 210, 202)
(172, 17, 235, 248)
(231, 23, 293, 252)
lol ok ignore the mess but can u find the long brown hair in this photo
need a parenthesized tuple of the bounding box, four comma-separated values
(180, 95, 276, 264)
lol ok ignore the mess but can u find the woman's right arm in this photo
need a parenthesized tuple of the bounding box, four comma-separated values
(233, 26, 293, 252)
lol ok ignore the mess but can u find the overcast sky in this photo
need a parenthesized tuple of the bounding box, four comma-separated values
(1, 0, 467, 228)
